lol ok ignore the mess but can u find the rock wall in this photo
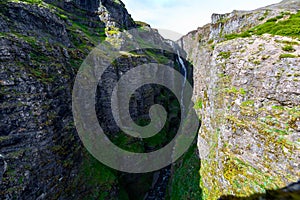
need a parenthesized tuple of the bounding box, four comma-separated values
(0, 0, 194, 199)
(179, 0, 300, 199)
(0, 0, 145, 199)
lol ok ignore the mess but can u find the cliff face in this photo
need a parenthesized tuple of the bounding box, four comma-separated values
(180, 0, 300, 199)
(0, 0, 196, 199)
(0, 0, 156, 199)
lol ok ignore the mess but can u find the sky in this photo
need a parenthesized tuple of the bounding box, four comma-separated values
(122, 0, 281, 39)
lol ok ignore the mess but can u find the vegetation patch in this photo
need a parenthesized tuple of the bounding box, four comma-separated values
(275, 39, 299, 45)
(249, 12, 299, 37)
(279, 53, 298, 59)
(218, 51, 231, 59)
(224, 32, 251, 40)
(241, 100, 255, 107)
(194, 98, 203, 110)
(167, 143, 202, 200)
(282, 45, 295, 52)
(144, 49, 169, 64)
(71, 151, 121, 200)
(224, 87, 246, 96)
(258, 10, 270, 21)
(224, 11, 300, 41)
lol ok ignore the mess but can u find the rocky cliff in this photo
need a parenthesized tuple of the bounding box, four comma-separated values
(2, 0, 299, 199)
(0, 0, 198, 199)
(0, 0, 188, 199)
(179, 0, 300, 199)
(0, 0, 134, 198)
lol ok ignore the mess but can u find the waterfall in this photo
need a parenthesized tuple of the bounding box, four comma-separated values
(144, 47, 188, 200)
(0, 154, 7, 179)
(177, 50, 187, 115)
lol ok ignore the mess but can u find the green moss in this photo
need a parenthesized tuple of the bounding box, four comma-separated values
(282, 45, 295, 52)
(218, 51, 231, 59)
(275, 39, 299, 45)
(24, 0, 42, 4)
(240, 88, 247, 96)
(69, 21, 106, 46)
(194, 98, 203, 109)
(70, 151, 119, 200)
(110, 132, 145, 153)
(225, 86, 238, 94)
(253, 60, 261, 65)
(241, 100, 255, 107)
(208, 39, 214, 44)
(226, 115, 248, 130)
(81, 153, 116, 187)
(58, 13, 68, 20)
(279, 53, 298, 59)
(272, 105, 285, 110)
(144, 49, 169, 64)
(224, 87, 246, 96)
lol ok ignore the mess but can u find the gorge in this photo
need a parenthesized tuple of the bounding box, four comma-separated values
(0, 0, 300, 200)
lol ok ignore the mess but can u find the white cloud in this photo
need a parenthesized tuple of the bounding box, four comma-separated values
(123, 0, 281, 35)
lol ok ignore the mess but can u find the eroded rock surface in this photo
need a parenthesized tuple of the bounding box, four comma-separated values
(179, 0, 300, 199)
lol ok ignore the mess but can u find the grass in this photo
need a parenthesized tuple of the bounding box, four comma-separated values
(23, 0, 42, 3)
(70, 21, 106, 45)
(167, 143, 202, 200)
(110, 132, 145, 153)
(282, 45, 295, 52)
(194, 98, 203, 110)
(72, 151, 121, 200)
(224, 11, 300, 41)
(275, 39, 299, 45)
(241, 100, 255, 107)
(279, 53, 298, 59)
(144, 49, 169, 64)
(224, 32, 251, 40)
(218, 51, 231, 59)
(250, 11, 300, 38)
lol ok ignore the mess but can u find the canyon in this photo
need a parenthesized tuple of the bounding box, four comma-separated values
(0, 0, 300, 199)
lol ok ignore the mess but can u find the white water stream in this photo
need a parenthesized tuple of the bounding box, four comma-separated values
(177, 50, 187, 115)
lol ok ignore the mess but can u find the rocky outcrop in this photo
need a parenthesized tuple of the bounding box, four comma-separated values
(179, 0, 300, 199)
(208, 0, 300, 41)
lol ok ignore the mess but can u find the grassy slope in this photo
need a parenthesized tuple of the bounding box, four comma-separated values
(167, 143, 202, 200)
(225, 11, 300, 40)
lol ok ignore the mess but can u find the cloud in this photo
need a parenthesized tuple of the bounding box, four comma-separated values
(123, 0, 281, 35)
